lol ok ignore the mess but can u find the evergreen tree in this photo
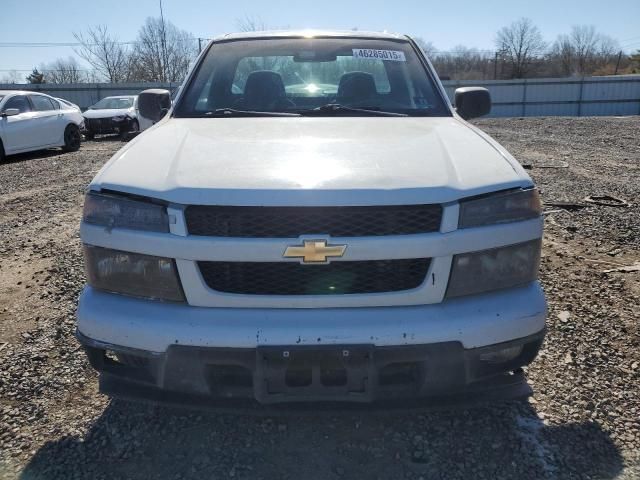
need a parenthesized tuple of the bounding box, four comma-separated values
(26, 68, 46, 84)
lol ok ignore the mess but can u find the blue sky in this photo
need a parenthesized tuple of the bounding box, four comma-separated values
(1, 0, 639, 74)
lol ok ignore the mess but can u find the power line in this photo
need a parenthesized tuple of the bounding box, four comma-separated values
(0, 42, 132, 47)
(620, 41, 640, 49)
(0, 69, 93, 72)
(0, 39, 209, 48)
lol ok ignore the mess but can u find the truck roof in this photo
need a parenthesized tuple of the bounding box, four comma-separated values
(214, 29, 408, 42)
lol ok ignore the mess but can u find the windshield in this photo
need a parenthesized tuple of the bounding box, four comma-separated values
(175, 37, 449, 117)
(90, 97, 134, 110)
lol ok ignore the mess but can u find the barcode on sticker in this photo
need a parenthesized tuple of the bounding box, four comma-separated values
(352, 49, 406, 61)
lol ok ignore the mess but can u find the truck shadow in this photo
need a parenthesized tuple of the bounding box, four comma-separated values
(19, 399, 623, 480)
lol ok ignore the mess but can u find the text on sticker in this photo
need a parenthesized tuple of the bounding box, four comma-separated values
(352, 49, 406, 62)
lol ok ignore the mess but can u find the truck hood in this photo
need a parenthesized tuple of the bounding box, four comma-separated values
(84, 108, 134, 119)
(91, 117, 532, 206)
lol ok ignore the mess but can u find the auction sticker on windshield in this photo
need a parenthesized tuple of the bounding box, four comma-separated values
(352, 49, 406, 61)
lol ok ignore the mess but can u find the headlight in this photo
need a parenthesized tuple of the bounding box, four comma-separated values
(459, 189, 541, 228)
(111, 115, 126, 121)
(446, 239, 541, 298)
(83, 192, 169, 232)
(84, 245, 185, 302)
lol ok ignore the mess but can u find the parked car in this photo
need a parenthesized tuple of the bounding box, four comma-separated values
(77, 30, 546, 407)
(83, 95, 139, 139)
(0, 90, 83, 161)
(55, 97, 81, 112)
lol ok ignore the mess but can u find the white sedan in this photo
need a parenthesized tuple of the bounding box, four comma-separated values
(0, 90, 84, 161)
(55, 97, 81, 112)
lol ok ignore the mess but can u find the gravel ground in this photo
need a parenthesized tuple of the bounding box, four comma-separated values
(0, 117, 639, 480)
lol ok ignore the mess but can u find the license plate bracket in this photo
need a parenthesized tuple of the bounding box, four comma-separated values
(255, 345, 375, 403)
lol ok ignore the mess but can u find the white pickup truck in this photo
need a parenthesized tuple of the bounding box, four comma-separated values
(77, 30, 546, 407)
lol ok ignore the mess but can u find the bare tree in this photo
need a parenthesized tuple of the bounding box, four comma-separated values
(495, 18, 546, 78)
(432, 46, 493, 80)
(628, 51, 640, 74)
(0, 70, 22, 84)
(40, 57, 85, 83)
(570, 25, 600, 73)
(73, 25, 131, 82)
(413, 37, 437, 59)
(549, 26, 620, 76)
(236, 15, 268, 32)
(594, 33, 620, 72)
(129, 17, 197, 82)
(549, 35, 575, 76)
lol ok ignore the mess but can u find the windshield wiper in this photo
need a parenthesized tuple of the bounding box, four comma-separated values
(306, 103, 408, 117)
(203, 108, 300, 117)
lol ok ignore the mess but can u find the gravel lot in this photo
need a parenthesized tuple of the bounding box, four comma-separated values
(1, 117, 639, 479)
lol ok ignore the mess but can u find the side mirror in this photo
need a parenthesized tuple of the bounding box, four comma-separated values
(138, 89, 171, 123)
(1, 108, 20, 117)
(454, 87, 491, 120)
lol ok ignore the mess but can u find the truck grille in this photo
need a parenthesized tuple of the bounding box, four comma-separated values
(185, 205, 442, 238)
(197, 259, 431, 295)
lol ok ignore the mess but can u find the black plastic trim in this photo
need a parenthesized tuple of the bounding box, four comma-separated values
(76, 329, 545, 408)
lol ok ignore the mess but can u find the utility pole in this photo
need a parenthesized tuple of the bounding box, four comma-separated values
(159, 0, 169, 82)
(198, 37, 202, 53)
(494, 51, 498, 79)
(614, 50, 623, 75)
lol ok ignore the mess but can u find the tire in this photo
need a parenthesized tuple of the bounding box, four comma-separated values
(0, 140, 5, 163)
(121, 119, 139, 140)
(62, 124, 81, 152)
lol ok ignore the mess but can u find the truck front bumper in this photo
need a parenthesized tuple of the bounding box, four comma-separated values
(76, 283, 546, 407)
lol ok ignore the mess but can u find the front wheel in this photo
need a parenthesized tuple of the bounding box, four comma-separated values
(63, 124, 81, 152)
(121, 119, 140, 141)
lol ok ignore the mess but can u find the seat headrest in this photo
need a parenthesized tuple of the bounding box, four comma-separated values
(337, 72, 377, 103)
(243, 70, 286, 109)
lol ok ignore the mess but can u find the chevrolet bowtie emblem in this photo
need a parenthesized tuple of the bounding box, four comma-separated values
(283, 240, 347, 264)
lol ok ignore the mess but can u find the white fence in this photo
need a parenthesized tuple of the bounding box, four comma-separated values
(2, 75, 639, 117)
